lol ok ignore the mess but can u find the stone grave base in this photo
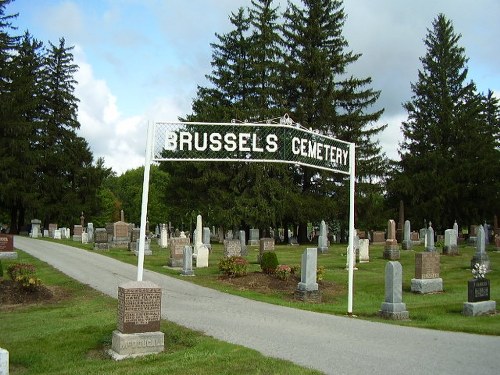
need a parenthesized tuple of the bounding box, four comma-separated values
(94, 243, 109, 251)
(72, 235, 82, 242)
(167, 258, 183, 268)
(463, 300, 496, 317)
(181, 269, 194, 276)
(442, 245, 458, 255)
(0, 252, 17, 260)
(294, 289, 322, 303)
(379, 302, 409, 320)
(401, 240, 412, 250)
(109, 330, 164, 360)
(383, 249, 400, 260)
(248, 240, 259, 246)
(111, 240, 130, 248)
(128, 242, 137, 251)
(411, 278, 443, 294)
(134, 249, 152, 256)
(317, 247, 328, 254)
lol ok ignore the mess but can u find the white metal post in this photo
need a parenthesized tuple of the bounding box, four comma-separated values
(137, 121, 154, 281)
(347, 142, 355, 315)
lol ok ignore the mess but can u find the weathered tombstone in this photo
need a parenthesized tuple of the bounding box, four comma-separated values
(194, 215, 203, 256)
(30, 219, 41, 238)
(294, 248, 321, 302)
(443, 229, 459, 255)
(410, 231, 419, 242)
(81, 232, 89, 244)
(463, 263, 496, 316)
(411, 252, 443, 293)
(135, 237, 152, 256)
(372, 231, 385, 244)
(358, 239, 370, 263)
(249, 229, 260, 246)
(48, 223, 57, 238)
(129, 228, 140, 251)
(470, 225, 490, 272)
(0, 234, 16, 259)
(484, 222, 490, 245)
(402, 220, 412, 250)
(203, 227, 211, 251)
(258, 238, 275, 262)
(0, 348, 8, 375)
(43, 229, 49, 237)
(425, 223, 435, 252)
(167, 237, 190, 267)
(195, 244, 209, 268)
(94, 228, 109, 250)
(224, 239, 242, 258)
(159, 224, 168, 248)
(181, 245, 194, 276)
(379, 261, 409, 320)
(87, 223, 94, 243)
(383, 220, 400, 260)
(317, 220, 329, 254)
(73, 225, 83, 242)
(109, 281, 164, 359)
(239, 230, 247, 256)
(113, 221, 130, 248)
(419, 228, 426, 244)
(453, 220, 459, 239)
(54, 229, 62, 240)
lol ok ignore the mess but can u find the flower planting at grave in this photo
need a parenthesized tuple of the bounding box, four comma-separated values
(7, 263, 42, 289)
(218, 256, 248, 278)
(275, 265, 292, 280)
(472, 263, 487, 279)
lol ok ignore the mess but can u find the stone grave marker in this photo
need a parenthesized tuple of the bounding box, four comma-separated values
(195, 244, 209, 268)
(383, 220, 400, 260)
(167, 237, 190, 267)
(294, 248, 321, 302)
(425, 223, 435, 251)
(94, 228, 109, 250)
(463, 264, 496, 316)
(135, 237, 152, 256)
(258, 238, 275, 262)
(113, 221, 130, 247)
(224, 239, 242, 257)
(372, 231, 385, 244)
(81, 232, 89, 244)
(402, 220, 412, 250)
(54, 229, 62, 240)
(249, 229, 260, 246)
(379, 261, 409, 320)
(317, 220, 329, 253)
(87, 223, 94, 243)
(0, 348, 8, 375)
(110, 281, 164, 359)
(30, 219, 41, 238)
(411, 252, 443, 293)
(129, 228, 140, 251)
(73, 225, 83, 242)
(48, 223, 57, 238)
(239, 230, 247, 256)
(0, 234, 16, 259)
(181, 245, 194, 276)
(203, 227, 211, 251)
(470, 225, 490, 272)
(443, 228, 459, 255)
(159, 224, 168, 248)
(358, 239, 370, 263)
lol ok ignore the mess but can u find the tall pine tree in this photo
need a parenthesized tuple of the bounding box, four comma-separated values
(391, 14, 499, 231)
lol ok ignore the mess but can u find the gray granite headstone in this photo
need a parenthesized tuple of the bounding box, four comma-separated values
(294, 248, 321, 302)
(471, 225, 490, 271)
(249, 228, 259, 246)
(239, 230, 247, 256)
(402, 220, 412, 250)
(379, 261, 409, 319)
(87, 223, 94, 243)
(425, 223, 435, 252)
(443, 228, 458, 255)
(317, 220, 328, 253)
(181, 245, 194, 276)
(203, 227, 211, 251)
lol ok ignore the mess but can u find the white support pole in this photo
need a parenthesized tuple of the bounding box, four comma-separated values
(347, 142, 356, 315)
(137, 121, 154, 281)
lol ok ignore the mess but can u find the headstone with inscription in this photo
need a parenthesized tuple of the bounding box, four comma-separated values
(167, 237, 190, 267)
(94, 228, 109, 250)
(258, 238, 275, 262)
(402, 220, 412, 250)
(129, 228, 140, 251)
(73, 225, 83, 242)
(54, 229, 62, 240)
(109, 281, 164, 359)
(0, 234, 16, 259)
(358, 239, 370, 263)
(87, 223, 94, 243)
(463, 264, 496, 316)
(113, 221, 130, 248)
(383, 220, 400, 260)
(294, 248, 321, 302)
(379, 261, 409, 320)
(224, 239, 242, 258)
(425, 223, 435, 252)
(239, 230, 247, 256)
(48, 223, 57, 238)
(372, 231, 385, 244)
(443, 229, 459, 255)
(203, 227, 211, 251)
(181, 245, 194, 276)
(410, 252, 443, 293)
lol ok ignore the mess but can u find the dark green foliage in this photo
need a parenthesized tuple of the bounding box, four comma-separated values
(260, 251, 279, 274)
(0, 259, 3, 277)
(389, 14, 500, 231)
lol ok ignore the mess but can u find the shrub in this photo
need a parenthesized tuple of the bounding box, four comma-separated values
(316, 266, 325, 281)
(260, 252, 278, 274)
(0, 259, 3, 278)
(275, 265, 292, 281)
(7, 263, 42, 289)
(218, 256, 248, 278)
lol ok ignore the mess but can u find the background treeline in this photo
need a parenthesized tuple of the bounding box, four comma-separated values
(1, 0, 498, 239)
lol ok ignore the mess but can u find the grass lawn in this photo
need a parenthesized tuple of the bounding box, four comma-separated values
(39, 236, 500, 336)
(0, 251, 321, 375)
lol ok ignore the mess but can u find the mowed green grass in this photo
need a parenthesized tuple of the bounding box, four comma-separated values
(0, 251, 321, 375)
(34, 237, 500, 335)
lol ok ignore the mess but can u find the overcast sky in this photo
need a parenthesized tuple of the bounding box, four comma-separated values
(8, 0, 500, 175)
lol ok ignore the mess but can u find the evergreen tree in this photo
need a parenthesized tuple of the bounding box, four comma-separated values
(391, 14, 499, 231)
(282, 0, 387, 241)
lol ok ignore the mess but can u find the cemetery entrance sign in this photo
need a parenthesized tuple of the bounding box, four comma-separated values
(137, 116, 356, 314)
